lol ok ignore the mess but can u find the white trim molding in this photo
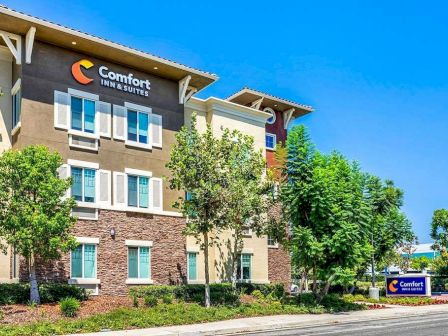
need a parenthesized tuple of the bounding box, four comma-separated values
(283, 108, 295, 129)
(0, 29, 22, 64)
(67, 159, 99, 170)
(68, 88, 99, 101)
(75, 237, 99, 244)
(68, 278, 101, 285)
(186, 246, 201, 253)
(125, 168, 152, 178)
(241, 248, 254, 254)
(124, 101, 152, 114)
(25, 26, 36, 64)
(125, 240, 153, 247)
(125, 278, 154, 285)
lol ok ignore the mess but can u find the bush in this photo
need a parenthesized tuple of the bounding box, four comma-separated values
(144, 295, 158, 307)
(251, 290, 265, 301)
(59, 297, 80, 317)
(295, 293, 317, 306)
(162, 294, 174, 304)
(237, 283, 285, 299)
(0, 283, 88, 305)
(130, 283, 240, 306)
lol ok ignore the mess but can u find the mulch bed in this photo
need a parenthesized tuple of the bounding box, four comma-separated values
(0, 296, 134, 325)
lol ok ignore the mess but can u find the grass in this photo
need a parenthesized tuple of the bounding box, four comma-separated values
(0, 299, 365, 336)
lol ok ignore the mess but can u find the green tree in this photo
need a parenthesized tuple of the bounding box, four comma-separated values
(220, 130, 275, 289)
(282, 125, 372, 300)
(167, 114, 231, 307)
(411, 256, 431, 272)
(430, 209, 448, 251)
(0, 145, 77, 304)
(432, 251, 448, 276)
(363, 177, 413, 287)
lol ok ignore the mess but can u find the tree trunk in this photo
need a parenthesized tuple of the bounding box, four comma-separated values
(203, 232, 211, 308)
(317, 273, 336, 303)
(231, 231, 239, 292)
(29, 254, 40, 305)
(312, 267, 318, 295)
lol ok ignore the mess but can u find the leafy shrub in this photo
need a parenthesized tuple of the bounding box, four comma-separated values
(59, 297, 80, 317)
(295, 293, 317, 306)
(251, 290, 265, 301)
(132, 294, 139, 307)
(320, 294, 364, 312)
(237, 283, 285, 299)
(162, 294, 174, 304)
(144, 295, 158, 307)
(0, 283, 88, 305)
(130, 283, 239, 306)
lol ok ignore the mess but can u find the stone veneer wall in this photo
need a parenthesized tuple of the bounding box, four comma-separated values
(267, 203, 291, 288)
(20, 210, 187, 295)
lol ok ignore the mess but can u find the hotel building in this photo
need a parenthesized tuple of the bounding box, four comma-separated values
(0, 5, 313, 295)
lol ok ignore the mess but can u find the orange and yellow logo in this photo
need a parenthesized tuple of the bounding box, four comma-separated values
(388, 279, 399, 293)
(71, 59, 94, 85)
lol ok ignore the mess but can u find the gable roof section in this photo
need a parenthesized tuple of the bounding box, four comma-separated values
(0, 5, 218, 91)
(227, 87, 313, 118)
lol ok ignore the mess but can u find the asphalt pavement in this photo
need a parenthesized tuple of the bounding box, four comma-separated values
(239, 312, 448, 336)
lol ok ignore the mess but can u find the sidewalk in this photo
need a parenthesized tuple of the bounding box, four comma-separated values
(67, 304, 448, 336)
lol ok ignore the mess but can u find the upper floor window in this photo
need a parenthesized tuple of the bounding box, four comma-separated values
(268, 236, 278, 248)
(71, 96, 96, 134)
(266, 133, 276, 150)
(12, 79, 21, 130)
(263, 107, 276, 124)
(127, 109, 149, 145)
(71, 166, 96, 203)
(128, 175, 149, 208)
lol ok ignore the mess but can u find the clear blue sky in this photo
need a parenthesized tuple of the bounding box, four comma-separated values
(6, 1, 448, 242)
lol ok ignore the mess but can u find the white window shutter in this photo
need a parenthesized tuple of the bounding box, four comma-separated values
(151, 177, 163, 211)
(54, 91, 70, 130)
(113, 172, 127, 208)
(113, 105, 126, 141)
(57, 164, 71, 198)
(97, 101, 111, 138)
(151, 114, 162, 148)
(97, 170, 111, 207)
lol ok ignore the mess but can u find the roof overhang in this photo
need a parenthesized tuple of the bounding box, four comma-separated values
(227, 87, 313, 118)
(0, 5, 218, 92)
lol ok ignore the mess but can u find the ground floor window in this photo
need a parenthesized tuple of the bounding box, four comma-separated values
(71, 244, 96, 279)
(187, 252, 197, 281)
(237, 253, 252, 281)
(128, 246, 150, 279)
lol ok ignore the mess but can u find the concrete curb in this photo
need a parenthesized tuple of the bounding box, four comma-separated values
(66, 304, 448, 336)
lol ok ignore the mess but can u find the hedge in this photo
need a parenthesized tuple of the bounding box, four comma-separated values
(129, 283, 285, 306)
(0, 283, 88, 305)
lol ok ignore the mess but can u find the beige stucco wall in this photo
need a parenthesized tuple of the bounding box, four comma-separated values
(184, 97, 270, 284)
(0, 46, 12, 153)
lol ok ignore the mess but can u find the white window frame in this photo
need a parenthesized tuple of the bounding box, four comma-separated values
(68, 160, 99, 209)
(11, 78, 21, 135)
(263, 107, 276, 125)
(125, 240, 153, 284)
(267, 236, 279, 248)
(67, 89, 99, 138)
(187, 252, 198, 282)
(69, 238, 99, 280)
(126, 173, 152, 209)
(239, 253, 252, 282)
(265, 133, 277, 151)
(124, 102, 152, 150)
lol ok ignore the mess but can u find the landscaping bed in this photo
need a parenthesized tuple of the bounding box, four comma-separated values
(0, 291, 367, 336)
(343, 294, 448, 306)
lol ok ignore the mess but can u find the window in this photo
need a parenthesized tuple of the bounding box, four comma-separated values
(265, 133, 276, 150)
(263, 107, 276, 124)
(128, 246, 151, 279)
(127, 109, 149, 145)
(71, 96, 95, 133)
(128, 175, 149, 208)
(187, 252, 198, 281)
(12, 79, 21, 130)
(268, 236, 278, 247)
(71, 167, 96, 203)
(237, 254, 252, 281)
(71, 244, 96, 279)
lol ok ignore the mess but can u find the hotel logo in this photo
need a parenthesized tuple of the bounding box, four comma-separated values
(71, 59, 151, 97)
